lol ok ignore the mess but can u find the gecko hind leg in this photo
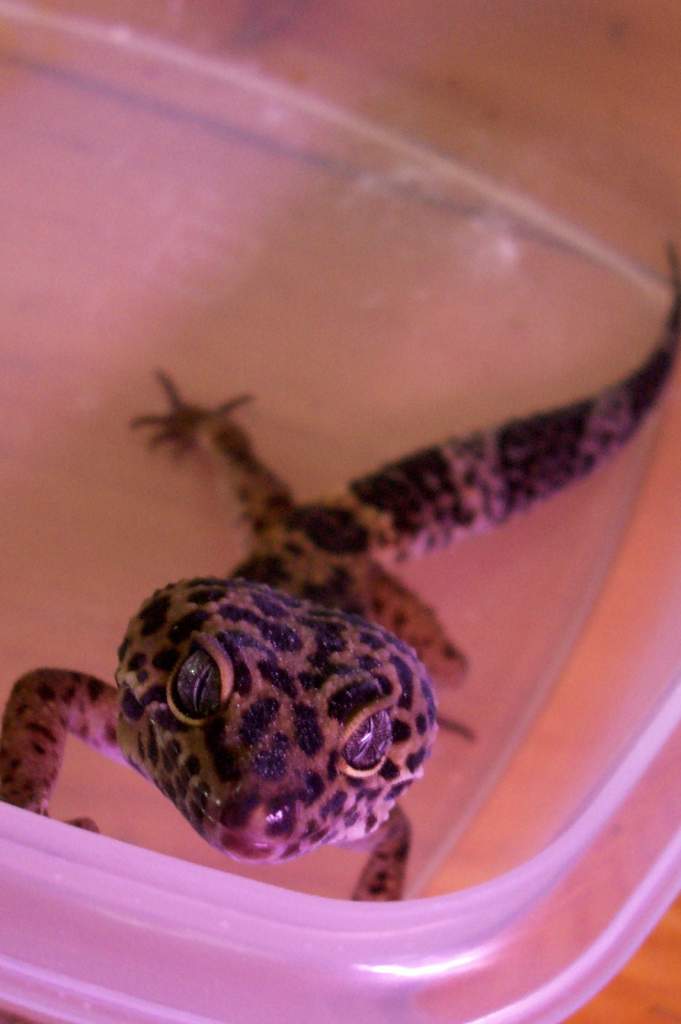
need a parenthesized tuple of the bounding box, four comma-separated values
(0, 669, 122, 829)
(132, 371, 293, 535)
(367, 563, 475, 740)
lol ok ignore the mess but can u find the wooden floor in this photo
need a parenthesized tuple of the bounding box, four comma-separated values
(569, 894, 681, 1023)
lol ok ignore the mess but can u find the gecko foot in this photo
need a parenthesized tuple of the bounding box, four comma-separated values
(131, 371, 253, 457)
(66, 816, 100, 832)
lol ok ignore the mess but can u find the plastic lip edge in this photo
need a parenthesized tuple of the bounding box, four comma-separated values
(478, 817, 681, 1024)
(0, 953, 222, 1024)
(0, 703, 680, 1024)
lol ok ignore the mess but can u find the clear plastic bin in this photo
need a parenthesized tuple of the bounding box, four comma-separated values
(1, 3, 680, 1022)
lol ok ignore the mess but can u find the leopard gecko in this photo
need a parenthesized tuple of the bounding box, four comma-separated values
(1, 254, 679, 900)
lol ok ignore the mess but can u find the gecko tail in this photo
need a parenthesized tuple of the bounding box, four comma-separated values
(346, 243, 681, 560)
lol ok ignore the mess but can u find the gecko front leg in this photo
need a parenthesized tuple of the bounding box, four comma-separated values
(131, 372, 293, 535)
(0, 669, 122, 828)
(350, 805, 411, 901)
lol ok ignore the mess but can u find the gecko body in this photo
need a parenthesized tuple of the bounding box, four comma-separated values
(1, 257, 679, 899)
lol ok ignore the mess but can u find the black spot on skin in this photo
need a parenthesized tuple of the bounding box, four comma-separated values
(121, 687, 145, 722)
(140, 595, 171, 636)
(293, 703, 324, 757)
(392, 719, 412, 743)
(253, 732, 290, 781)
(117, 637, 130, 662)
(365, 812, 378, 833)
(128, 653, 147, 671)
(215, 634, 254, 696)
(204, 719, 241, 783)
(308, 621, 347, 668)
(359, 631, 384, 651)
(424, 683, 437, 726)
(239, 698, 280, 748)
(184, 754, 200, 776)
(288, 504, 369, 554)
(231, 555, 289, 587)
(258, 620, 302, 652)
(327, 679, 382, 722)
(415, 713, 427, 736)
(140, 685, 167, 707)
(187, 587, 226, 605)
(147, 725, 159, 765)
(388, 781, 411, 800)
(86, 679, 102, 704)
(151, 648, 180, 672)
(137, 670, 149, 683)
(391, 655, 413, 710)
(265, 792, 297, 837)
(406, 747, 427, 774)
(298, 670, 327, 691)
(31, 742, 46, 755)
(174, 771, 189, 800)
(251, 592, 288, 618)
(376, 674, 393, 697)
(496, 401, 591, 518)
(219, 604, 262, 626)
(220, 791, 260, 828)
(301, 770, 325, 806)
(395, 839, 410, 863)
(327, 750, 338, 782)
(26, 722, 56, 744)
(169, 610, 210, 645)
(37, 683, 56, 702)
(150, 706, 188, 733)
(257, 659, 297, 698)
(343, 810, 360, 828)
(379, 759, 399, 781)
(626, 345, 673, 420)
(320, 790, 347, 819)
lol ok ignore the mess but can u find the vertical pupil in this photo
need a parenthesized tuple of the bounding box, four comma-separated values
(343, 710, 391, 770)
(173, 649, 221, 718)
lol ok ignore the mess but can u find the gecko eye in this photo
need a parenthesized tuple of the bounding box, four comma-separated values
(341, 709, 392, 777)
(167, 637, 233, 724)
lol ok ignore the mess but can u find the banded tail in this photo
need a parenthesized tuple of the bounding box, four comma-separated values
(349, 249, 680, 559)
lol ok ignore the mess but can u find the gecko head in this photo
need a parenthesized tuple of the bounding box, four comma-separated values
(115, 577, 437, 863)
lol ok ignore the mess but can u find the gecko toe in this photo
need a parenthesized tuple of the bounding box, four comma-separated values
(67, 816, 100, 832)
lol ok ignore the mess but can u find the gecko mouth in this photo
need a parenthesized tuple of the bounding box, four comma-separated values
(219, 828, 278, 861)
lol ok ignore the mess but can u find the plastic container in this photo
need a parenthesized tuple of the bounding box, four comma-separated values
(1, 3, 680, 1021)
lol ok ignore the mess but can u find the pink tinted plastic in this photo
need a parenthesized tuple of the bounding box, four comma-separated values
(1, 4, 681, 1023)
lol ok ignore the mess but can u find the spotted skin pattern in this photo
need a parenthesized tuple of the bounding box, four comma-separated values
(1, 262, 679, 900)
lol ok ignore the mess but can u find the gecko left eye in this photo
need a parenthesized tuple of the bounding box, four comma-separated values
(341, 709, 392, 777)
(167, 637, 233, 724)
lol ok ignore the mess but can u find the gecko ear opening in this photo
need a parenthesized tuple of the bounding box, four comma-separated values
(339, 708, 392, 778)
(167, 635, 234, 725)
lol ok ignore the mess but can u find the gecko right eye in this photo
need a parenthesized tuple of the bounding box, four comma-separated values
(168, 638, 233, 724)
